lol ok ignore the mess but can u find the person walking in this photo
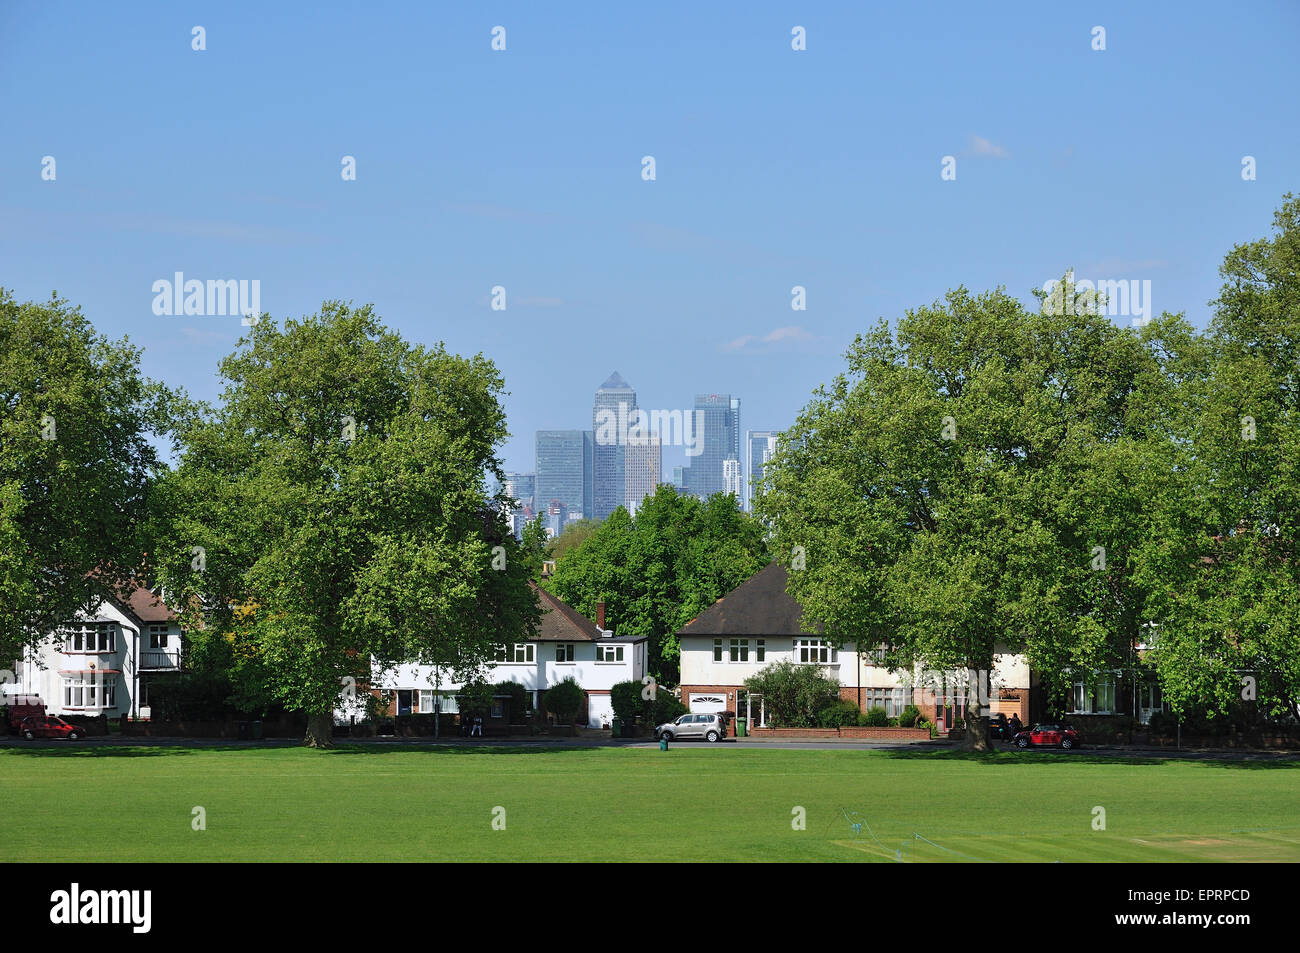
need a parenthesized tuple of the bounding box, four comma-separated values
(471, 713, 483, 737)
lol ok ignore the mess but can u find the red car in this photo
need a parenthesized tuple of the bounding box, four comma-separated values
(19, 715, 82, 741)
(1010, 723, 1079, 750)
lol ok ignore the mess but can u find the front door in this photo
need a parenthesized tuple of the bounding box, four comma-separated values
(397, 690, 413, 716)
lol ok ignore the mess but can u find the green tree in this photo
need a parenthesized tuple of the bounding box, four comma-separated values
(546, 485, 768, 684)
(153, 302, 540, 746)
(757, 284, 1186, 749)
(1138, 195, 1300, 722)
(0, 291, 175, 661)
(545, 518, 600, 561)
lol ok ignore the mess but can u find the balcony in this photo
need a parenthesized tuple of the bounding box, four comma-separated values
(139, 648, 180, 671)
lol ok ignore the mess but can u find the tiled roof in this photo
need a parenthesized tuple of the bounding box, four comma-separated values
(112, 585, 177, 624)
(532, 583, 603, 642)
(676, 563, 821, 637)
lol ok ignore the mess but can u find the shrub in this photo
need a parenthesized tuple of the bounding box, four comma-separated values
(457, 679, 494, 716)
(818, 700, 861, 728)
(610, 680, 644, 726)
(494, 679, 530, 723)
(744, 660, 841, 728)
(545, 677, 585, 724)
(898, 704, 922, 728)
(646, 692, 687, 727)
(861, 706, 889, 727)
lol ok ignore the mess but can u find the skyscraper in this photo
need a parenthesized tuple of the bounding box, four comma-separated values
(592, 371, 637, 521)
(535, 430, 593, 522)
(683, 393, 739, 500)
(624, 434, 662, 516)
(504, 472, 535, 511)
(746, 431, 780, 511)
(722, 457, 742, 499)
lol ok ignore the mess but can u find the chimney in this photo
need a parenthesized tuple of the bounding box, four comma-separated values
(596, 601, 606, 632)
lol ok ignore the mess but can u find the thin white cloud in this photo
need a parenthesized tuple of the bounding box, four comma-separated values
(726, 325, 815, 351)
(967, 134, 1010, 159)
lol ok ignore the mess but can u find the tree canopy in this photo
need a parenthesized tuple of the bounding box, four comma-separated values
(152, 301, 540, 745)
(0, 290, 174, 662)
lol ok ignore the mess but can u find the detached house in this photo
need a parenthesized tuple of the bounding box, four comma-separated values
(2, 586, 183, 720)
(351, 583, 647, 730)
(677, 563, 1033, 731)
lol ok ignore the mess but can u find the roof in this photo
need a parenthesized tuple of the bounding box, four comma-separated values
(598, 371, 632, 391)
(119, 586, 177, 623)
(531, 583, 603, 642)
(676, 563, 821, 637)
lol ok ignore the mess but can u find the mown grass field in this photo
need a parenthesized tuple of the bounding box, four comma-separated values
(3, 745, 1298, 862)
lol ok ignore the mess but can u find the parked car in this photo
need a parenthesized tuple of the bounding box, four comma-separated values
(656, 712, 726, 743)
(5, 698, 46, 732)
(19, 715, 82, 741)
(987, 713, 1010, 740)
(1010, 723, 1079, 750)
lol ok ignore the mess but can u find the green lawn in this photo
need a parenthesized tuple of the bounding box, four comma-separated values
(4, 745, 1299, 862)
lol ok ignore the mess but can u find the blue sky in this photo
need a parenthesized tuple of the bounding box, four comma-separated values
(3, 2, 1297, 476)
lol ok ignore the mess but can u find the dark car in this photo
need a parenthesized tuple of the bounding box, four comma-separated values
(1010, 723, 1079, 750)
(987, 713, 1010, 740)
(19, 715, 82, 740)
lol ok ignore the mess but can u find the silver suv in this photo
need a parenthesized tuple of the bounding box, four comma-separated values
(656, 712, 726, 743)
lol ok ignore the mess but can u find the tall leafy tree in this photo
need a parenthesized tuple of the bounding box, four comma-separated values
(154, 302, 539, 746)
(1139, 195, 1300, 721)
(546, 486, 768, 683)
(0, 291, 173, 663)
(756, 284, 1185, 749)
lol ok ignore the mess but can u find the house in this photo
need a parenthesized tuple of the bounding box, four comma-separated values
(350, 583, 648, 730)
(2, 586, 184, 720)
(677, 563, 1033, 732)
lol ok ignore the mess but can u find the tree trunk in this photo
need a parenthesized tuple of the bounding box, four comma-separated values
(304, 711, 334, 748)
(964, 708, 992, 752)
(962, 667, 992, 753)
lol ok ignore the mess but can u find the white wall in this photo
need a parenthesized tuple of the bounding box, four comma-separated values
(353, 638, 647, 729)
(3, 601, 184, 719)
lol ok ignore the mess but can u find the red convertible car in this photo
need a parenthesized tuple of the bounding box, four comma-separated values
(1010, 723, 1079, 750)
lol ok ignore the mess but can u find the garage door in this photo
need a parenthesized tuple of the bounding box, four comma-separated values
(689, 693, 727, 713)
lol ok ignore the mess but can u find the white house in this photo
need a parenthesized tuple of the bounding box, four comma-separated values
(2, 586, 184, 720)
(340, 583, 647, 730)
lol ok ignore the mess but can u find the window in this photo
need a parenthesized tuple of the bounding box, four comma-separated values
(491, 699, 505, 719)
(494, 643, 534, 664)
(755, 639, 766, 663)
(1071, 676, 1117, 714)
(713, 639, 723, 663)
(62, 674, 116, 709)
(63, 622, 117, 654)
(862, 687, 908, 718)
(864, 645, 887, 665)
(419, 690, 459, 714)
(555, 643, 575, 663)
(147, 624, 169, 649)
(596, 644, 624, 662)
(728, 639, 749, 663)
(795, 639, 837, 664)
